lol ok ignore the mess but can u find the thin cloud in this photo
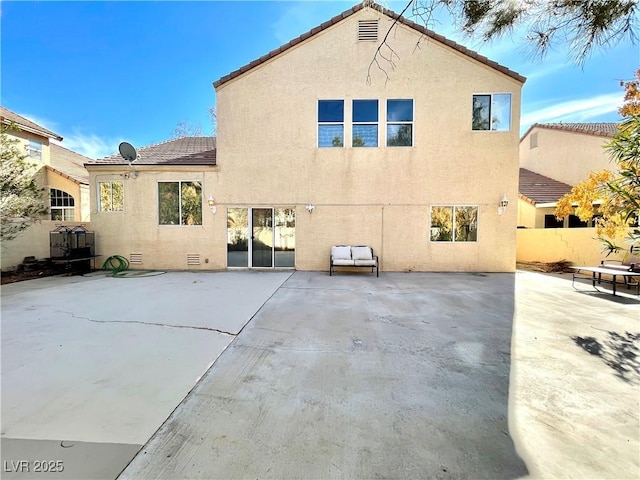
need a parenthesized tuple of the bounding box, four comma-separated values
(56, 132, 119, 160)
(521, 92, 623, 129)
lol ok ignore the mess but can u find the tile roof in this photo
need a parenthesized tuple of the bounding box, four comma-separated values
(213, 2, 525, 88)
(49, 144, 91, 184)
(1, 106, 63, 141)
(521, 122, 619, 141)
(88, 137, 217, 166)
(519, 168, 573, 205)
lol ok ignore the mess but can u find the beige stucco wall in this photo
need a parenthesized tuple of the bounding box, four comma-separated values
(43, 169, 86, 222)
(214, 8, 522, 272)
(87, 8, 523, 273)
(5, 128, 53, 165)
(520, 127, 612, 186)
(516, 228, 620, 266)
(88, 167, 223, 271)
(1, 221, 90, 271)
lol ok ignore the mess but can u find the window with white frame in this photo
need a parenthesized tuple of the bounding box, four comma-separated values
(352, 100, 378, 147)
(472, 93, 511, 131)
(430, 206, 478, 242)
(28, 140, 43, 161)
(158, 181, 202, 225)
(50, 189, 75, 221)
(386, 99, 413, 146)
(98, 181, 124, 212)
(318, 100, 344, 147)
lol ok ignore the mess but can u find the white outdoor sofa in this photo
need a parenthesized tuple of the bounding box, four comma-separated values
(330, 245, 379, 277)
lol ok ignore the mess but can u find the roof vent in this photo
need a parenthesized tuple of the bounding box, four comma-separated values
(358, 20, 378, 41)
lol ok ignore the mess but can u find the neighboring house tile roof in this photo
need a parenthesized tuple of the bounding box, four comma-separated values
(213, 2, 526, 88)
(1, 106, 63, 141)
(89, 137, 217, 166)
(521, 122, 619, 141)
(519, 168, 573, 205)
(49, 144, 91, 184)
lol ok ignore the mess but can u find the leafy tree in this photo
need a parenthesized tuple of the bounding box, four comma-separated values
(555, 76, 640, 255)
(332, 135, 344, 147)
(620, 69, 640, 116)
(403, 0, 637, 63)
(387, 125, 412, 146)
(0, 124, 48, 242)
(353, 136, 366, 147)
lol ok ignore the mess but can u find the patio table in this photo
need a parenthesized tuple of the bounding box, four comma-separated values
(571, 266, 640, 296)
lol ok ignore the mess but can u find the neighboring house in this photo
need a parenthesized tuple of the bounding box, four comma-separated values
(86, 2, 525, 272)
(1, 106, 91, 270)
(516, 122, 623, 266)
(1, 106, 91, 222)
(517, 122, 618, 228)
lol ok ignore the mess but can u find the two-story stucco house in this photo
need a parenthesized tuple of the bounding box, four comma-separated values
(1, 106, 92, 270)
(86, 2, 525, 273)
(518, 122, 618, 229)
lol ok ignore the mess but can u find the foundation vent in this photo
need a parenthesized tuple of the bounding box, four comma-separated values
(187, 253, 201, 266)
(358, 20, 378, 41)
(130, 253, 143, 264)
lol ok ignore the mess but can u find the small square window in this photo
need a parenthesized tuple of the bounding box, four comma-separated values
(353, 100, 378, 147)
(318, 100, 344, 148)
(387, 99, 413, 147)
(472, 93, 511, 131)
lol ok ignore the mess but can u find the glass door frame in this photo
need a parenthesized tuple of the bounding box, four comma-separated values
(226, 206, 295, 269)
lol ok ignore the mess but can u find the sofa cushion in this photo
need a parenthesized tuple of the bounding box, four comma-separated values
(332, 259, 355, 266)
(351, 246, 372, 261)
(332, 245, 352, 260)
(354, 259, 376, 266)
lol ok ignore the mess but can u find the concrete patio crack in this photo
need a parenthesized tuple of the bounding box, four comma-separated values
(54, 310, 237, 336)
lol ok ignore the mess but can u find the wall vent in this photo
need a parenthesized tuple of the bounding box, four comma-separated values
(358, 20, 378, 41)
(530, 132, 538, 149)
(130, 253, 143, 264)
(187, 253, 201, 266)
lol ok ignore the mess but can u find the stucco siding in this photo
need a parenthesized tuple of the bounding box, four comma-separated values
(520, 128, 612, 186)
(213, 9, 521, 272)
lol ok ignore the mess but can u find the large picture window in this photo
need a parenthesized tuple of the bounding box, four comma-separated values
(50, 189, 75, 221)
(158, 181, 202, 225)
(318, 100, 344, 147)
(430, 206, 478, 242)
(386, 99, 413, 146)
(98, 181, 124, 212)
(472, 93, 511, 131)
(352, 100, 378, 147)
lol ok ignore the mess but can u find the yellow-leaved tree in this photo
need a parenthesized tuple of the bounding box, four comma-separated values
(555, 70, 640, 256)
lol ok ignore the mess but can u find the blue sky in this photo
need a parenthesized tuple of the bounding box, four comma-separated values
(1, 1, 637, 159)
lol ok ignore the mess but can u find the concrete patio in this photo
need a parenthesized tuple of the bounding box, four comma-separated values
(1, 270, 638, 479)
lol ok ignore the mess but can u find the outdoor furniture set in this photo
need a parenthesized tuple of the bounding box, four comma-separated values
(571, 250, 640, 296)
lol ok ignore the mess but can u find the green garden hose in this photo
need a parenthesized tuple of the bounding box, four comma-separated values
(102, 255, 130, 275)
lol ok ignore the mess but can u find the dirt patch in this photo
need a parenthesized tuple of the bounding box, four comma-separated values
(1, 267, 60, 285)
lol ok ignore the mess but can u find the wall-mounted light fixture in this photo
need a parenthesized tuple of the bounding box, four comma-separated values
(498, 194, 509, 215)
(306, 203, 315, 213)
(208, 194, 217, 214)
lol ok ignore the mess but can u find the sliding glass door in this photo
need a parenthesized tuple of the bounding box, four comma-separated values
(227, 207, 295, 268)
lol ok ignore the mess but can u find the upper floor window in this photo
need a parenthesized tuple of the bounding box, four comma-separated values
(98, 181, 124, 212)
(430, 206, 478, 242)
(472, 93, 511, 131)
(158, 181, 202, 225)
(50, 189, 75, 221)
(352, 100, 378, 147)
(318, 100, 344, 147)
(28, 140, 42, 161)
(386, 99, 413, 146)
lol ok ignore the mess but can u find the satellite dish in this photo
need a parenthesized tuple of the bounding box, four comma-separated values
(119, 142, 137, 163)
